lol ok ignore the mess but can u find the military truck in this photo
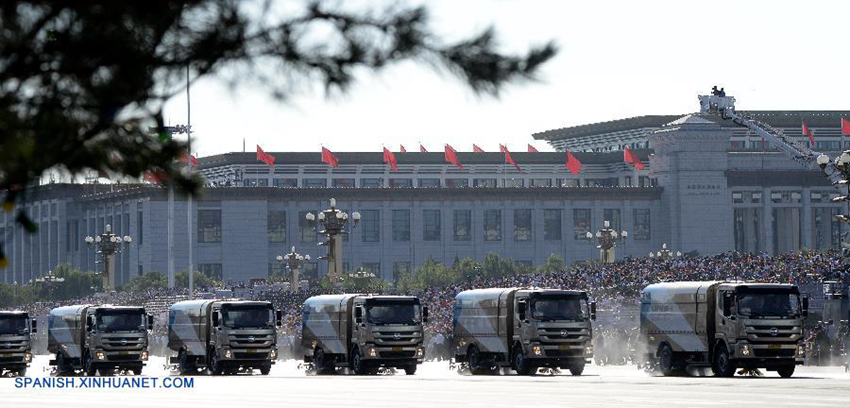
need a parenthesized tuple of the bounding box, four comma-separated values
(301, 294, 427, 375)
(453, 288, 596, 376)
(640, 281, 808, 377)
(0, 311, 37, 376)
(168, 299, 281, 375)
(48, 305, 153, 376)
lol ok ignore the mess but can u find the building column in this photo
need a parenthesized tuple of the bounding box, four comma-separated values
(763, 188, 773, 255)
(801, 188, 812, 250)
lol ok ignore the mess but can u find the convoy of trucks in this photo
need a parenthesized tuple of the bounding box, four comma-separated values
(452, 288, 596, 375)
(47, 304, 153, 376)
(640, 281, 808, 377)
(301, 294, 427, 375)
(0, 311, 36, 376)
(168, 299, 281, 375)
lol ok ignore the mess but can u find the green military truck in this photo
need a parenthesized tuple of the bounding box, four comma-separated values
(0, 311, 37, 376)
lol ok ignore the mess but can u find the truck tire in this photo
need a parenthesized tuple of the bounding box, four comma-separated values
(777, 366, 795, 378)
(512, 346, 532, 376)
(467, 345, 484, 375)
(56, 353, 70, 376)
(658, 344, 676, 377)
(83, 351, 97, 377)
(403, 364, 417, 375)
(209, 352, 224, 375)
(711, 345, 735, 377)
(569, 360, 586, 376)
(16, 368, 27, 377)
(130, 364, 143, 376)
(350, 348, 369, 375)
(314, 348, 334, 375)
(259, 364, 271, 375)
(178, 350, 195, 375)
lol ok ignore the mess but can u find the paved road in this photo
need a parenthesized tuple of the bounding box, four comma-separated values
(1, 357, 848, 408)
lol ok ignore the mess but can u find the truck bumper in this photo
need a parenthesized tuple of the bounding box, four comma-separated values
(529, 344, 593, 364)
(733, 343, 805, 366)
(219, 347, 277, 364)
(363, 345, 424, 365)
(0, 351, 33, 368)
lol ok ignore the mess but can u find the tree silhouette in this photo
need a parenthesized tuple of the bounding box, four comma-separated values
(0, 1, 557, 266)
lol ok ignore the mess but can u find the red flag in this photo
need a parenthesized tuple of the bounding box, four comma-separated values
(500, 144, 522, 172)
(802, 121, 815, 146)
(842, 118, 850, 136)
(473, 144, 485, 153)
(181, 154, 198, 167)
(527, 144, 539, 153)
(143, 170, 166, 184)
(400, 145, 407, 153)
(624, 147, 645, 170)
(419, 144, 427, 152)
(444, 144, 463, 170)
(566, 152, 582, 176)
(321, 147, 339, 167)
(256, 145, 275, 166)
(383, 147, 398, 171)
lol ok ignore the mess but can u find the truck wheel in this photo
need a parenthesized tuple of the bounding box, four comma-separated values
(130, 364, 143, 376)
(16, 368, 27, 377)
(178, 350, 194, 375)
(467, 345, 484, 375)
(403, 364, 417, 375)
(259, 364, 271, 375)
(512, 347, 532, 376)
(350, 348, 369, 375)
(314, 348, 334, 375)
(569, 360, 586, 376)
(209, 353, 224, 376)
(83, 352, 97, 377)
(56, 353, 69, 376)
(658, 344, 676, 377)
(777, 366, 795, 378)
(711, 345, 735, 377)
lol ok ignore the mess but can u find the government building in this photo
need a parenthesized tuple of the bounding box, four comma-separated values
(2, 109, 848, 285)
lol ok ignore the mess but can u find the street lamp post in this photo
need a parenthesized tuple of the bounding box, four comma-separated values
(85, 224, 132, 292)
(817, 152, 850, 258)
(306, 198, 360, 285)
(276, 246, 311, 293)
(346, 267, 376, 290)
(35, 269, 65, 299)
(649, 243, 682, 261)
(587, 221, 627, 263)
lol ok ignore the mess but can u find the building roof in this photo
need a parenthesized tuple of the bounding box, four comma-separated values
(532, 111, 850, 142)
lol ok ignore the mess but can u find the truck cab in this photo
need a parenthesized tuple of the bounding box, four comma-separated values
(0, 311, 36, 376)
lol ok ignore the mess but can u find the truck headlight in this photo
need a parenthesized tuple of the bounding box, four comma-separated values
(224, 349, 232, 359)
(740, 345, 750, 356)
(24, 352, 32, 362)
(796, 345, 806, 358)
(95, 351, 106, 360)
(532, 346, 542, 356)
(367, 347, 377, 357)
(416, 348, 424, 358)
(270, 349, 277, 360)
(584, 346, 594, 355)
(141, 350, 149, 361)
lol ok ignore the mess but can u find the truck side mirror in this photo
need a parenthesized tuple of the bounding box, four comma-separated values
(517, 300, 527, 321)
(801, 295, 809, 318)
(276, 310, 283, 327)
(355, 306, 363, 324)
(86, 315, 94, 332)
(212, 311, 220, 327)
(590, 301, 597, 321)
(147, 314, 154, 331)
(423, 306, 429, 323)
(31, 319, 37, 333)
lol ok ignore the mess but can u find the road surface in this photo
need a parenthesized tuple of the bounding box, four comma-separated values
(1, 356, 848, 408)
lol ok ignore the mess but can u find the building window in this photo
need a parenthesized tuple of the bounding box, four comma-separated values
(389, 179, 412, 188)
(638, 176, 651, 187)
(74, 220, 80, 251)
(574, 209, 591, 240)
(304, 179, 327, 188)
(392, 210, 410, 242)
(484, 209, 501, 241)
(268, 210, 286, 243)
(732, 192, 744, 203)
(362, 262, 381, 278)
(257, 178, 269, 187)
(423, 210, 441, 241)
(299, 211, 317, 242)
(544, 209, 561, 241)
(531, 178, 552, 187)
(514, 209, 532, 241)
(474, 179, 497, 188)
(361, 210, 380, 242)
(137, 211, 143, 245)
(333, 178, 355, 188)
(603, 209, 621, 232)
(303, 262, 318, 281)
(393, 262, 411, 283)
(243, 179, 258, 187)
(197, 210, 222, 243)
(273, 178, 298, 188)
(504, 178, 524, 188)
(446, 178, 469, 188)
(360, 178, 383, 188)
(633, 209, 650, 240)
(419, 179, 440, 188)
(453, 210, 472, 241)
(199, 264, 223, 281)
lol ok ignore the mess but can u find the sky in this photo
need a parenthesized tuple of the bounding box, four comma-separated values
(163, 0, 850, 157)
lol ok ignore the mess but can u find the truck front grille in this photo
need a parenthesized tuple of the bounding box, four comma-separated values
(227, 334, 274, 348)
(544, 349, 582, 357)
(374, 331, 422, 346)
(378, 350, 416, 359)
(0, 338, 28, 353)
(101, 335, 145, 351)
(745, 325, 801, 343)
(752, 349, 796, 358)
(537, 327, 588, 343)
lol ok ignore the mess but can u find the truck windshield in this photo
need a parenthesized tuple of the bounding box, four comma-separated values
(366, 301, 421, 325)
(0, 315, 28, 334)
(222, 306, 273, 329)
(531, 295, 587, 321)
(97, 311, 145, 332)
(737, 291, 800, 318)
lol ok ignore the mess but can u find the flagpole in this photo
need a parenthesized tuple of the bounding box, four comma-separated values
(187, 62, 194, 300)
